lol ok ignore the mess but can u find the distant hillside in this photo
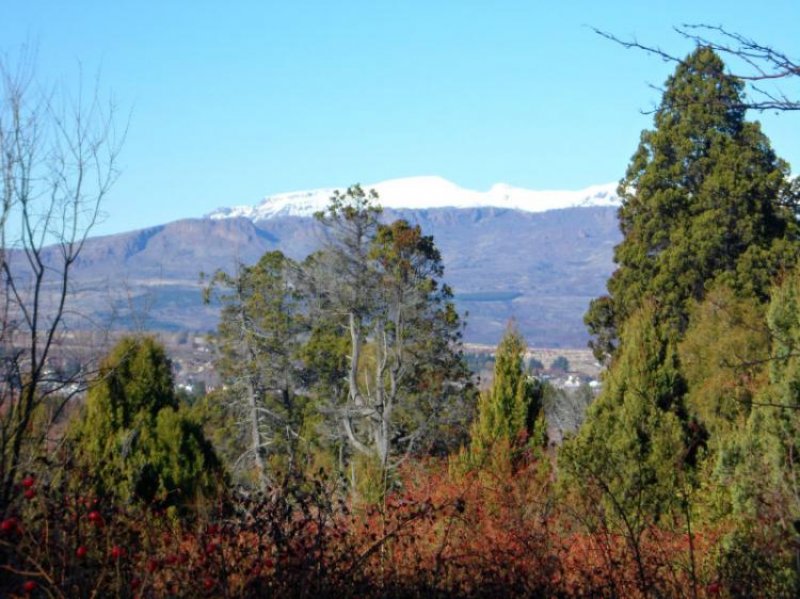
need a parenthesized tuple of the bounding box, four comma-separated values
(54, 203, 621, 347)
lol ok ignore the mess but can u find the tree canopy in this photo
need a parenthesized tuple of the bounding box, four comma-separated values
(71, 336, 222, 508)
(461, 323, 544, 471)
(206, 185, 474, 498)
(570, 47, 800, 594)
(205, 251, 309, 489)
(586, 46, 798, 361)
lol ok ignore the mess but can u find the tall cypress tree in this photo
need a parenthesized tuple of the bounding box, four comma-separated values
(464, 323, 544, 469)
(586, 47, 798, 361)
(562, 302, 687, 524)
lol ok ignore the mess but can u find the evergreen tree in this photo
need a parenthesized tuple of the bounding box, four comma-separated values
(205, 251, 310, 489)
(464, 324, 544, 469)
(691, 272, 800, 595)
(203, 187, 473, 499)
(586, 46, 798, 361)
(749, 274, 800, 524)
(561, 303, 693, 598)
(562, 303, 688, 527)
(678, 284, 770, 442)
(71, 337, 222, 508)
(310, 186, 473, 497)
(369, 218, 474, 457)
(566, 48, 800, 568)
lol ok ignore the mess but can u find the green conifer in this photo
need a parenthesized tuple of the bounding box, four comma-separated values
(569, 47, 799, 540)
(586, 47, 798, 360)
(466, 324, 544, 468)
(562, 303, 687, 528)
(71, 337, 222, 507)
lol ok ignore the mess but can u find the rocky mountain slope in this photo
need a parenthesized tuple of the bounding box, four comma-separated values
(53, 178, 622, 347)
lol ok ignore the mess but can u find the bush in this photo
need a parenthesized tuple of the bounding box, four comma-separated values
(69, 336, 223, 509)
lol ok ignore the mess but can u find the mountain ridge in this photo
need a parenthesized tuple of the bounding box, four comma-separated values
(207, 176, 620, 221)
(39, 177, 623, 347)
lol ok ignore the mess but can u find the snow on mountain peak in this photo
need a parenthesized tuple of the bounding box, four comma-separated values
(206, 177, 619, 221)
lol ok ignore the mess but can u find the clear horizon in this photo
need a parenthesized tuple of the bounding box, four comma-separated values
(4, 0, 798, 236)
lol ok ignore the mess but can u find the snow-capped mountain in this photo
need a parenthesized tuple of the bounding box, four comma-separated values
(207, 176, 619, 221)
(46, 176, 623, 347)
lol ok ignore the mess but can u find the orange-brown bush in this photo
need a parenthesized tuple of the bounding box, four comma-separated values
(0, 457, 777, 598)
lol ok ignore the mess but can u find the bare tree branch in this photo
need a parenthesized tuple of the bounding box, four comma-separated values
(0, 48, 123, 511)
(594, 24, 800, 111)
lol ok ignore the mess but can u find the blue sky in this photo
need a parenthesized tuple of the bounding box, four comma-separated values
(3, 1, 798, 236)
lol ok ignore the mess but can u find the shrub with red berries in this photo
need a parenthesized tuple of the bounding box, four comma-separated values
(0, 459, 789, 597)
(22, 580, 37, 594)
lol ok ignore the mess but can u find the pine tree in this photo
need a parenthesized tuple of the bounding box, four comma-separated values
(586, 46, 798, 361)
(205, 251, 309, 489)
(310, 186, 473, 497)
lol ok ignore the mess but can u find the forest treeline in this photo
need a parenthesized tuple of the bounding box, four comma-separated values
(2, 46, 800, 597)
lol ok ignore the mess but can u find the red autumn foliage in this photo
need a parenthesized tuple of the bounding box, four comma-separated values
(0, 457, 786, 597)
